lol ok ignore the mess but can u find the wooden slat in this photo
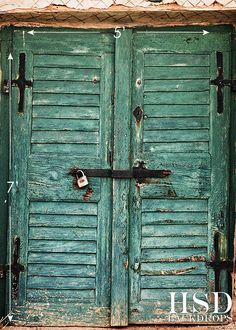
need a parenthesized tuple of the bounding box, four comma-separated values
(142, 151, 210, 167)
(144, 91, 209, 105)
(141, 261, 207, 275)
(141, 248, 207, 262)
(144, 142, 209, 152)
(144, 54, 210, 67)
(142, 199, 208, 212)
(140, 177, 210, 199)
(31, 143, 98, 154)
(29, 227, 97, 241)
(28, 240, 97, 253)
(28, 276, 95, 290)
(32, 118, 99, 131)
(141, 275, 207, 289)
(31, 131, 98, 144)
(144, 105, 209, 117)
(144, 67, 210, 79)
(28, 178, 101, 202)
(34, 67, 100, 81)
(142, 224, 207, 237)
(34, 81, 100, 94)
(144, 117, 209, 130)
(142, 212, 208, 225)
(34, 54, 101, 68)
(33, 93, 100, 106)
(33, 106, 100, 120)
(28, 264, 96, 277)
(27, 289, 95, 302)
(30, 201, 97, 215)
(28, 154, 101, 168)
(141, 288, 207, 301)
(141, 236, 208, 249)
(28, 252, 96, 265)
(29, 214, 97, 227)
(143, 130, 209, 142)
(144, 79, 209, 92)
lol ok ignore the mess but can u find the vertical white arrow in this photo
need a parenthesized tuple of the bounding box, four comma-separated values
(8, 53, 13, 323)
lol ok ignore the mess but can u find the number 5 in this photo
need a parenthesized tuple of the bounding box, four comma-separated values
(114, 27, 125, 39)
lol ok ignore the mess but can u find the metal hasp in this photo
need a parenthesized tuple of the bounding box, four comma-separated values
(210, 51, 236, 114)
(3, 53, 33, 113)
(206, 232, 234, 292)
(0, 237, 25, 299)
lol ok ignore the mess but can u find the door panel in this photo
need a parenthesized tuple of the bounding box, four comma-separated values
(129, 32, 230, 323)
(11, 30, 114, 326)
(6, 28, 231, 326)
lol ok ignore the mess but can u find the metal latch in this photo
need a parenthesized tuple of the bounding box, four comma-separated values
(69, 165, 171, 180)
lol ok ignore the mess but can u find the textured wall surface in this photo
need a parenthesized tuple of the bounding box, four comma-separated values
(0, 0, 235, 10)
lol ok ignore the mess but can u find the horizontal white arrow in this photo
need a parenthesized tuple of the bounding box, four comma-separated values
(137, 30, 209, 35)
(28, 30, 100, 35)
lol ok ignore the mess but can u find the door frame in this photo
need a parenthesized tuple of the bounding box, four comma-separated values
(0, 25, 235, 324)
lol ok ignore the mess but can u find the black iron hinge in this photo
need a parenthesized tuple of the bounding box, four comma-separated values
(206, 231, 234, 292)
(210, 51, 236, 114)
(3, 53, 33, 113)
(0, 237, 25, 299)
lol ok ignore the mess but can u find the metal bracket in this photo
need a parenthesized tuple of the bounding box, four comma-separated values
(3, 53, 33, 113)
(206, 260, 234, 272)
(210, 51, 236, 114)
(206, 231, 234, 292)
(69, 167, 171, 179)
(0, 237, 25, 299)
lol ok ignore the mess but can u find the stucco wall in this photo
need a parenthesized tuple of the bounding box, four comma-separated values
(0, 0, 235, 10)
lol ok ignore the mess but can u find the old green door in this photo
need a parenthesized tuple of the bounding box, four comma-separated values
(9, 29, 114, 326)
(128, 30, 231, 323)
(5, 28, 231, 326)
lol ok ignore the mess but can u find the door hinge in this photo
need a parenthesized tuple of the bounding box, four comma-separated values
(0, 236, 25, 299)
(206, 260, 234, 272)
(3, 53, 33, 113)
(206, 231, 234, 292)
(210, 51, 236, 114)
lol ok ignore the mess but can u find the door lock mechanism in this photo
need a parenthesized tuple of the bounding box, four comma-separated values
(133, 106, 143, 123)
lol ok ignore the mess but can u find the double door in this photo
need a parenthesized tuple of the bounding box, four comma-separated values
(5, 28, 231, 326)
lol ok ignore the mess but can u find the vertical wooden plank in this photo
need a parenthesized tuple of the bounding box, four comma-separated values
(208, 45, 230, 299)
(0, 27, 12, 317)
(230, 31, 236, 321)
(96, 52, 114, 306)
(129, 50, 144, 309)
(11, 31, 33, 306)
(111, 29, 132, 326)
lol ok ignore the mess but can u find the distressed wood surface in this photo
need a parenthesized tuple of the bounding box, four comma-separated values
(10, 29, 114, 326)
(129, 30, 231, 324)
(110, 29, 132, 326)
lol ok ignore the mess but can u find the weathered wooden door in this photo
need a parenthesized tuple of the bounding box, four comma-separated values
(6, 28, 231, 326)
(128, 31, 231, 324)
(9, 29, 114, 326)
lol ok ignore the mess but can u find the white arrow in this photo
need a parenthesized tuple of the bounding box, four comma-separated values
(137, 30, 209, 35)
(8, 54, 13, 171)
(28, 30, 99, 35)
(7, 53, 13, 322)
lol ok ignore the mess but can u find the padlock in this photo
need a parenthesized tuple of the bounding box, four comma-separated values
(76, 170, 89, 188)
